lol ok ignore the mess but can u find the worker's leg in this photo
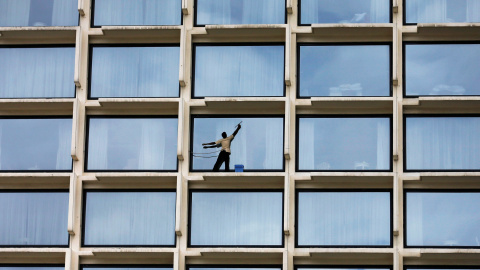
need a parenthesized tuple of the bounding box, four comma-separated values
(213, 151, 225, 171)
(225, 152, 230, 172)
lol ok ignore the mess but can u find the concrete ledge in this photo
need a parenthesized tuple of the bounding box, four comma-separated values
(0, 99, 74, 115)
(200, 24, 286, 38)
(186, 248, 283, 259)
(0, 248, 67, 262)
(79, 248, 175, 263)
(190, 98, 286, 114)
(404, 97, 480, 113)
(294, 248, 393, 264)
(0, 173, 71, 188)
(0, 26, 77, 42)
(86, 99, 179, 115)
(404, 249, 480, 264)
(298, 97, 393, 110)
(309, 23, 393, 39)
(100, 26, 181, 39)
(295, 172, 394, 188)
(404, 23, 480, 39)
(403, 172, 480, 188)
(187, 173, 285, 188)
(81, 173, 178, 188)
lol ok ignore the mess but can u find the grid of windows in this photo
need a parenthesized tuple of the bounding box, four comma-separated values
(1, 0, 479, 270)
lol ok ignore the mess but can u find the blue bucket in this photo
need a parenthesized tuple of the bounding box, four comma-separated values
(235, 164, 244, 172)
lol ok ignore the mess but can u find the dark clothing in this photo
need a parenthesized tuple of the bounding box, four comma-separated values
(213, 150, 230, 172)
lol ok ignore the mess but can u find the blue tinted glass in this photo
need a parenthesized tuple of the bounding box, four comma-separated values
(190, 191, 283, 246)
(406, 117, 480, 171)
(405, 44, 480, 96)
(406, 192, 480, 247)
(196, 0, 285, 25)
(84, 191, 176, 246)
(298, 191, 391, 246)
(87, 118, 178, 171)
(299, 45, 390, 97)
(406, 0, 480, 23)
(90, 46, 180, 98)
(194, 45, 284, 97)
(300, 0, 390, 24)
(0, 192, 68, 246)
(0, 47, 75, 98)
(191, 117, 284, 171)
(0, 118, 72, 171)
(0, 0, 78, 26)
(93, 0, 181, 26)
(298, 117, 390, 171)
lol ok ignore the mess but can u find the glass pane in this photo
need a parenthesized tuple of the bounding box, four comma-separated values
(298, 117, 390, 171)
(93, 0, 181, 26)
(190, 191, 283, 246)
(90, 46, 180, 98)
(86, 118, 178, 171)
(194, 45, 284, 97)
(191, 117, 284, 171)
(0, 0, 78, 26)
(406, 191, 480, 247)
(300, 0, 390, 24)
(0, 47, 75, 98)
(297, 191, 391, 246)
(406, 117, 480, 170)
(196, 0, 285, 25)
(406, 0, 480, 23)
(299, 45, 390, 97)
(84, 191, 176, 246)
(0, 192, 68, 246)
(0, 118, 72, 171)
(405, 44, 480, 96)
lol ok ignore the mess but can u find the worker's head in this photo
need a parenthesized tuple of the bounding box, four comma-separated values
(222, 132, 227, 138)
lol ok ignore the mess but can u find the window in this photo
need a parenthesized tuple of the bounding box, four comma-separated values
(0, 0, 78, 27)
(297, 116, 391, 171)
(92, 0, 181, 26)
(405, 116, 480, 171)
(0, 266, 64, 270)
(85, 117, 178, 172)
(0, 191, 68, 247)
(404, 43, 480, 97)
(83, 190, 176, 247)
(189, 190, 283, 247)
(405, 0, 480, 24)
(195, 0, 285, 25)
(0, 118, 72, 172)
(0, 47, 75, 98)
(89, 45, 180, 98)
(191, 116, 284, 172)
(298, 44, 391, 97)
(299, 0, 391, 25)
(405, 190, 480, 248)
(193, 44, 284, 97)
(297, 190, 392, 247)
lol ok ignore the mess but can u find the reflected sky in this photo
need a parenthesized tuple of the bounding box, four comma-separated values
(190, 191, 283, 246)
(194, 45, 284, 97)
(301, 0, 390, 24)
(298, 192, 391, 246)
(405, 44, 480, 96)
(91, 46, 179, 98)
(406, 192, 480, 247)
(93, 0, 181, 26)
(0, 47, 75, 98)
(84, 191, 176, 246)
(0, 118, 72, 171)
(406, 0, 480, 23)
(300, 45, 390, 97)
(0, 192, 68, 246)
(196, 0, 285, 25)
(0, 0, 78, 26)
(191, 117, 284, 171)
(298, 117, 390, 171)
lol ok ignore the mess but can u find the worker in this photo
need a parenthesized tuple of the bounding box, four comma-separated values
(202, 124, 241, 172)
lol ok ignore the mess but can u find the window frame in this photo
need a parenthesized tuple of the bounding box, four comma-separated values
(193, 0, 287, 27)
(189, 114, 285, 172)
(0, 45, 76, 99)
(403, 114, 480, 172)
(296, 42, 393, 98)
(297, 0, 393, 26)
(81, 265, 174, 270)
(90, 0, 183, 27)
(0, 116, 73, 173)
(295, 189, 393, 248)
(404, 266, 480, 270)
(81, 189, 177, 248)
(296, 266, 393, 270)
(403, 41, 480, 97)
(0, 265, 65, 269)
(88, 44, 181, 99)
(295, 114, 393, 172)
(84, 115, 179, 173)
(403, 189, 480, 249)
(0, 189, 70, 248)
(191, 43, 286, 99)
(188, 189, 285, 248)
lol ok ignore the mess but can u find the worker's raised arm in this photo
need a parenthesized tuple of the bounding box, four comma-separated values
(232, 124, 241, 137)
